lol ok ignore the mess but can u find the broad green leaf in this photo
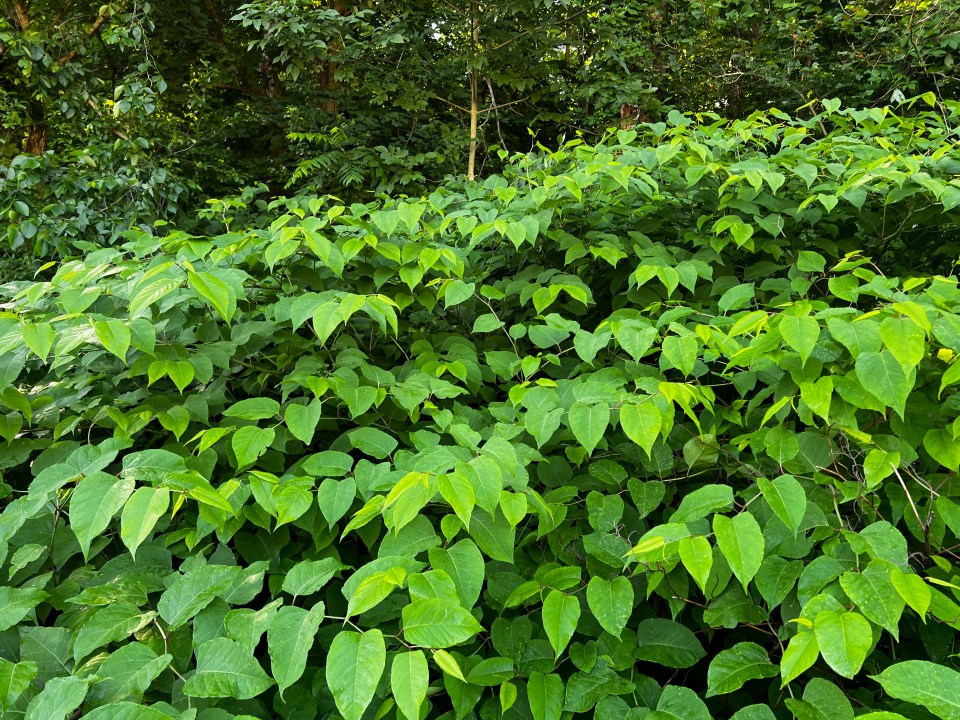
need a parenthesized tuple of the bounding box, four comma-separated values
(568, 402, 609, 454)
(326, 630, 386, 720)
(348, 567, 406, 616)
(402, 598, 483, 648)
(316, 477, 356, 529)
(94, 319, 131, 360)
(780, 630, 819, 686)
(391, 650, 429, 720)
(839, 561, 904, 638)
(679, 535, 713, 594)
(70, 471, 135, 558)
(0, 587, 48, 631)
(635, 618, 706, 668)
(231, 425, 275, 469)
(120, 486, 169, 559)
(0, 658, 36, 712)
(22, 322, 54, 361)
(285, 400, 323, 445)
(871, 660, 960, 720)
(282, 558, 342, 598)
(880, 316, 925, 372)
(157, 564, 241, 629)
(24, 675, 88, 720)
(78, 702, 176, 720)
(437, 472, 475, 529)
(183, 637, 273, 699)
(528, 672, 564, 720)
(620, 401, 662, 456)
(429, 539, 485, 608)
(542, 590, 580, 660)
(856, 351, 910, 418)
(87, 642, 171, 705)
(74, 602, 155, 661)
(662, 335, 698, 376)
(713, 513, 764, 589)
(706, 642, 777, 696)
(780, 315, 820, 363)
(349, 426, 399, 459)
(814, 610, 872, 679)
(672, 483, 733, 523)
(586, 576, 632, 638)
(889, 568, 930, 619)
(757, 475, 805, 535)
(188, 270, 234, 322)
(269, 604, 323, 697)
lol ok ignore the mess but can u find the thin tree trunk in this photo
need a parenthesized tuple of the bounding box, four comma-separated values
(466, 1, 479, 180)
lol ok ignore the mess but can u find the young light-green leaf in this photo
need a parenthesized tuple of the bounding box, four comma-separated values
(542, 590, 580, 660)
(326, 630, 386, 720)
(391, 650, 429, 720)
(871, 660, 960, 720)
(713, 513, 765, 590)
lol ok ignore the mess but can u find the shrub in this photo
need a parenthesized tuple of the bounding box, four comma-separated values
(1, 103, 960, 719)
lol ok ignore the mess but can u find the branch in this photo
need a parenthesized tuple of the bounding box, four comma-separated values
(58, 1, 128, 65)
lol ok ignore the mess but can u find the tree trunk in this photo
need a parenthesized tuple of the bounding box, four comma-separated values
(466, 2, 479, 181)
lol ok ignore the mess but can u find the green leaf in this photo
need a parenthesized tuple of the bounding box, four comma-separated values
(528, 672, 564, 720)
(780, 630, 819, 686)
(706, 642, 777, 696)
(586, 576, 632, 638)
(70, 470, 135, 558)
(542, 590, 580, 660)
(392, 650, 429, 720)
(231, 425, 275, 469)
(635, 618, 706, 668)
(282, 558, 342, 598)
(183, 637, 273, 699)
(568, 402, 609, 454)
(326, 630, 386, 720)
(0, 587, 48, 631)
(24, 675, 88, 720)
(871, 660, 960, 720)
(780, 315, 820, 363)
(856, 351, 910, 418)
(620, 401, 662, 456)
(437, 472, 475, 529)
(349, 427, 399, 459)
(269, 604, 324, 698)
(74, 602, 155, 661)
(22, 322, 54, 360)
(285, 400, 323, 445)
(188, 270, 234, 323)
(94, 319, 131, 360)
(757, 475, 805, 535)
(814, 610, 872, 679)
(120, 486, 169, 559)
(225, 398, 281, 420)
(672, 484, 733, 523)
(0, 659, 36, 712)
(880, 316, 925, 372)
(87, 642, 170, 705)
(839, 561, 904, 638)
(402, 598, 483, 648)
(889, 568, 930, 619)
(713, 513, 765, 589)
(679, 536, 713, 594)
(317, 477, 357, 526)
(662, 335, 698, 376)
(157, 564, 241, 630)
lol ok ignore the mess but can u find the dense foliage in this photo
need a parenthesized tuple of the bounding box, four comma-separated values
(3, 0, 958, 237)
(1, 103, 960, 719)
